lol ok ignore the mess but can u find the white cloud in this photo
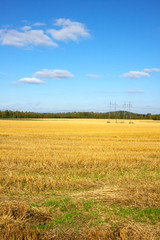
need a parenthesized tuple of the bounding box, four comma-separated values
(33, 22, 46, 26)
(86, 73, 99, 79)
(54, 18, 74, 26)
(47, 18, 90, 42)
(126, 90, 144, 93)
(0, 19, 90, 48)
(18, 77, 45, 84)
(143, 68, 160, 72)
(21, 26, 32, 31)
(121, 71, 150, 79)
(0, 29, 57, 47)
(34, 69, 74, 79)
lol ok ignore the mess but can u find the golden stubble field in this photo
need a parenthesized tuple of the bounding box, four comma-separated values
(0, 119, 160, 239)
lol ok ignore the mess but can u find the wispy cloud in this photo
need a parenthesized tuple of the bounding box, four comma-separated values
(18, 77, 45, 84)
(21, 26, 32, 31)
(21, 20, 30, 24)
(33, 22, 46, 27)
(0, 29, 57, 47)
(143, 68, 160, 72)
(126, 90, 144, 93)
(86, 73, 99, 79)
(11, 81, 19, 86)
(47, 18, 90, 42)
(34, 69, 74, 79)
(121, 71, 150, 79)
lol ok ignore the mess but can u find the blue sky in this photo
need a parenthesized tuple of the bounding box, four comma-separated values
(0, 0, 160, 114)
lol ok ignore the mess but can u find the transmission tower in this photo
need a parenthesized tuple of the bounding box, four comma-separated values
(115, 102, 118, 123)
(107, 102, 111, 123)
(123, 102, 126, 123)
(129, 102, 132, 124)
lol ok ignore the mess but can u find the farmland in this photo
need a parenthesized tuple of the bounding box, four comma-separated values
(0, 119, 160, 239)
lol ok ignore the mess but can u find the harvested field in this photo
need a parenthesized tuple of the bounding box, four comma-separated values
(0, 119, 160, 239)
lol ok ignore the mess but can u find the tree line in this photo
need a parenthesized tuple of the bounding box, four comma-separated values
(0, 110, 160, 120)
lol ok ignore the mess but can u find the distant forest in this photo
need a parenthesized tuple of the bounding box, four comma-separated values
(0, 110, 160, 120)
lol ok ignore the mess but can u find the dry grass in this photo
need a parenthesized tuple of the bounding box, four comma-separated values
(0, 119, 160, 239)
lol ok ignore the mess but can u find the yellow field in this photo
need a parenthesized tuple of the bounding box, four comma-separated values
(0, 119, 160, 239)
